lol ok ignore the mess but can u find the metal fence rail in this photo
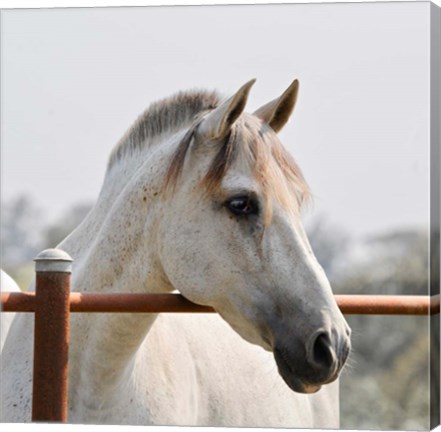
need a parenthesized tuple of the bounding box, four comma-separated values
(2, 291, 440, 315)
(0, 249, 439, 423)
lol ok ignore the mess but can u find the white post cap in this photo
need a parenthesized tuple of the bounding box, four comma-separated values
(34, 249, 73, 273)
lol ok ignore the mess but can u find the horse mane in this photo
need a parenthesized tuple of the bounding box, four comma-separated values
(108, 90, 221, 168)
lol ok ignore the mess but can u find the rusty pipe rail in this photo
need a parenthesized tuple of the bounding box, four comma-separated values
(1, 291, 440, 315)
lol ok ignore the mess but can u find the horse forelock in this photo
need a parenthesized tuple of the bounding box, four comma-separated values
(164, 114, 311, 224)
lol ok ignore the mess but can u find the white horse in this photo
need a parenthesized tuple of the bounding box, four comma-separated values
(1, 79, 351, 427)
(0, 271, 20, 352)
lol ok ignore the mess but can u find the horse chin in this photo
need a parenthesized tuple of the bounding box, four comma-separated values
(279, 370, 322, 394)
(273, 348, 322, 394)
(289, 379, 322, 395)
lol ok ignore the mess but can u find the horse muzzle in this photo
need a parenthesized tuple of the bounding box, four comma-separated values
(273, 327, 351, 394)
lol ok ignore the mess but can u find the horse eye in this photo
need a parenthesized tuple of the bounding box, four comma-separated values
(225, 195, 258, 216)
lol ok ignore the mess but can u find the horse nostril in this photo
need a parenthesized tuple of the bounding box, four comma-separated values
(310, 332, 334, 370)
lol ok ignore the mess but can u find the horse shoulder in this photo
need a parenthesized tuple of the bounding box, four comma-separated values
(1, 270, 21, 352)
(0, 311, 34, 422)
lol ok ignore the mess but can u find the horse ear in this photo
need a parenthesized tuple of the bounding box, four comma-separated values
(198, 79, 256, 141)
(253, 79, 299, 133)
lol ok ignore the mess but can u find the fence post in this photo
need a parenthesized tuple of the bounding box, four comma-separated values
(32, 249, 73, 423)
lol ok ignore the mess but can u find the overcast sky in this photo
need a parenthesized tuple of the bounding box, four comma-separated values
(1, 2, 431, 237)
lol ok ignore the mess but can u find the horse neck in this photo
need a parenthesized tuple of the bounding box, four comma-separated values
(59, 135, 178, 294)
(58, 136, 179, 412)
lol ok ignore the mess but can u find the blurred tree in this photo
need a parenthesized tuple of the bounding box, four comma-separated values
(305, 214, 350, 278)
(335, 228, 430, 430)
(303, 219, 431, 429)
(1, 198, 93, 289)
(1, 195, 44, 270)
(337, 229, 429, 296)
(42, 202, 93, 249)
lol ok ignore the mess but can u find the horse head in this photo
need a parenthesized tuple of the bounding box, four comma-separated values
(157, 79, 351, 394)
